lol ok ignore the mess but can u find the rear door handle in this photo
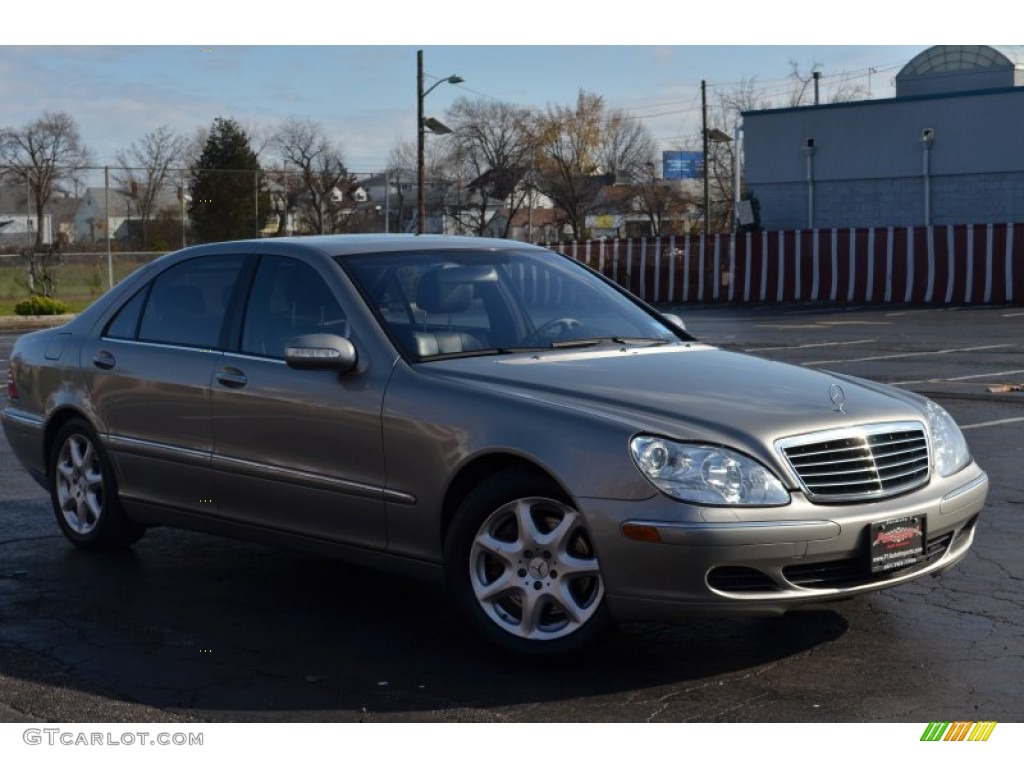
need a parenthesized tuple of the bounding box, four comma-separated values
(216, 367, 247, 388)
(92, 350, 116, 370)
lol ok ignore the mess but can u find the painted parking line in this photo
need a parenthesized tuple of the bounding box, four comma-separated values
(1003, 312, 1024, 318)
(962, 417, 1024, 431)
(817, 321, 892, 326)
(750, 339, 878, 353)
(884, 307, 965, 317)
(889, 369, 1024, 386)
(755, 324, 828, 330)
(804, 343, 1015, 367)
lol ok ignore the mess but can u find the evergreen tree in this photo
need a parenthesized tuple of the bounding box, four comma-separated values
(188, 118, 270, 243)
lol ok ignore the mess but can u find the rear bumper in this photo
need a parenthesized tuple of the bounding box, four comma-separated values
(1, 406, 47, 489)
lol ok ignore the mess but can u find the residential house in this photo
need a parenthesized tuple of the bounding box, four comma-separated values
(0, 186, 77, 248)
(74, 186, 183, 245)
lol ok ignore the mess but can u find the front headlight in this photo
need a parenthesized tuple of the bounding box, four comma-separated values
(630, 436, 790, 506)
(925, 400, 970, 476)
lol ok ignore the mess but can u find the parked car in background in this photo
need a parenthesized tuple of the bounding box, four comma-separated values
(2, 235, 988, 655)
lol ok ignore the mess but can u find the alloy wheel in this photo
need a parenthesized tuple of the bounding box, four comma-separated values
(55, 433, 105, 536)
(469, 497, 604, 641)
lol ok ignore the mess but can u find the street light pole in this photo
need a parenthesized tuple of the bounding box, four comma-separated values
(416, 49, 463, 234)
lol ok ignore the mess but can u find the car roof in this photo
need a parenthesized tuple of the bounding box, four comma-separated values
(180, 234, 551, 260)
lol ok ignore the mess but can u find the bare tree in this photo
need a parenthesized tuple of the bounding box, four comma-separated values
(719, 76, 773, 116)
(444, 97, 537, 237)
(829, 79, 869, 103)
(787, 59, 824, 107)
(269, 118, 353, 234)
(597, 110, 657, 181)
(387, 139, 449, 233)
(533, 90, 619, 239)
(384, 142, 417, 233)
(114, 125, 187, 249)
(786, 61, 868, 106)
(0, 111, 92, 248)
(630, 175, 696, 236)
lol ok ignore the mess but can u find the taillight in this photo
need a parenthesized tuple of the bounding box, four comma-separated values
(5, 369, 16, 400)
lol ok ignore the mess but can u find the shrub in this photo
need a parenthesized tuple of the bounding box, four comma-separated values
(14, 295, 70, 316)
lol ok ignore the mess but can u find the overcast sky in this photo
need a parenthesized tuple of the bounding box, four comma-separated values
(0, 2, 998, 180)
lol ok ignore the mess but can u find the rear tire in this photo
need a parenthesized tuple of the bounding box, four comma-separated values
(444, 469, 613, 656)
(48, 418, 144, 550)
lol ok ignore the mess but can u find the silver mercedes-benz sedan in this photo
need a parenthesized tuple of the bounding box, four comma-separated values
(1, 235, 988, 655)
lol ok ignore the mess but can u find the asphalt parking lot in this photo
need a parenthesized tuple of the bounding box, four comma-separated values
(0, 303, 1021, 723)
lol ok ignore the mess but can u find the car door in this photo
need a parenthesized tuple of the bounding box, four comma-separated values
(208, 253, 388, 549)
(81, 253, 248, 516)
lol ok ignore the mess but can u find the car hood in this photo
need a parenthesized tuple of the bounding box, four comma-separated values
(416, 342, 927, 468)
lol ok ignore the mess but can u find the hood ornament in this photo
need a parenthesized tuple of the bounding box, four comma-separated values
(829, 383, 847, 414)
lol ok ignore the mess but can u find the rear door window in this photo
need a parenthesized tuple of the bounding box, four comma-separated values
(137, 255, 247, 349)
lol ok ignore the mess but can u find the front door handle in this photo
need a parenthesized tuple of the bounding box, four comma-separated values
(216, 367, 248, 388)
(92, 350, 116, 370)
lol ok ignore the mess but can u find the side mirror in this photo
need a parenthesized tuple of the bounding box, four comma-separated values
(284, 333, 358, 373)
(662, 313, 687, 332)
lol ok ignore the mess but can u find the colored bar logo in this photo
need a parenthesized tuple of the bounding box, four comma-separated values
(921, 722, 997, 741)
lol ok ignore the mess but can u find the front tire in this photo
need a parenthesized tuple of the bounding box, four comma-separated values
(49, 418, 144, 550)
(444, 469, 613, 656)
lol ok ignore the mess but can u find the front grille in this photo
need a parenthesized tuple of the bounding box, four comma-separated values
(778, 422, 930, 502)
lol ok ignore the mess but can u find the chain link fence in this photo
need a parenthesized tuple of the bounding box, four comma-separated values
(0, 164, 406, 310)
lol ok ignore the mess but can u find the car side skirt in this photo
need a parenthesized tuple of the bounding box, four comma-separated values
(123, 499, 444, 583)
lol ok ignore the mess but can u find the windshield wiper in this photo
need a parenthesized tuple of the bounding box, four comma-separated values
(612, 337, 672, 346)
(420, 346, 548, 361)
(549, 337, 672, 349)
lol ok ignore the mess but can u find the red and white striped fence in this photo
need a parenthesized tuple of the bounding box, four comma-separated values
(546, 223, 1021, 305)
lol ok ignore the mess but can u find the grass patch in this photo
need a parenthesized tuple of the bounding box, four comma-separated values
(0, 256, 152, 316)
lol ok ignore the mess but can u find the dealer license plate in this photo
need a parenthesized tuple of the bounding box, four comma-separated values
(869, 516, 925, 573)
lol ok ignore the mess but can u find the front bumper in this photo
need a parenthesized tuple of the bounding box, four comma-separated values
(579, 464, 988, 623)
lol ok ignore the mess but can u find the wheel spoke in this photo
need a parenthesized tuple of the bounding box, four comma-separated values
(79, 439, 94, 471)
(72, 500, 88, 532)
(552, 584, 585, 625)
(473, 569, 517, 603)
(555, 552, 601, 579)
(84, 470, 103, 490)
(517, 587, 544, 636)
(69, 436, 86, 470)
(84, 490, 103, 521)
(540, 507, 580, 549)
(57, 460, 75, 481)
(512, 499, 544, 545)
(474, 530, 521, 566)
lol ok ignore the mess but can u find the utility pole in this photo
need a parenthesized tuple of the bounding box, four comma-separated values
(417, 49, 426, 234)
(702, 79, 709, 237)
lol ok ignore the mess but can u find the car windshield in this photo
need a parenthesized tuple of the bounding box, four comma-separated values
(340, 247, 683, 360)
